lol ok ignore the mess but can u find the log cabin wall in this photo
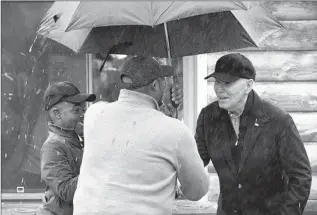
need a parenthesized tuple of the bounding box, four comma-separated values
(206, 1, 317, 206)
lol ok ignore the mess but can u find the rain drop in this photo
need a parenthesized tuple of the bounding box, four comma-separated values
(57, 151, 60, 156)
(4, 153, 7, 158)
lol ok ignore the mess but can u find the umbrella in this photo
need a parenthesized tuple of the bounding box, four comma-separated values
(34, 1, 284, 59)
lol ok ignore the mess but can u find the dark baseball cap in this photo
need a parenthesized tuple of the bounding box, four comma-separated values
(204, 53, 256, 82)
(43, 81, 96, 110)
(120, 56, 174, 88)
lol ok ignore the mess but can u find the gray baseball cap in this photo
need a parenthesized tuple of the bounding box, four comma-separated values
(120, 56, 174, 88)
(43, 81, 96, 110)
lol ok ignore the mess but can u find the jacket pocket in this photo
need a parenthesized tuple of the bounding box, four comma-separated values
(265, 192, 285, 215)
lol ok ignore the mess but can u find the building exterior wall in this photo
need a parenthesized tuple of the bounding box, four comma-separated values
(1, 1, 317, 213)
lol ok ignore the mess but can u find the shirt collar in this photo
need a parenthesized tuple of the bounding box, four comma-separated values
(228, 90, 254, 118)
(118, 89, 160, 110)
(48, 122, 79, 140)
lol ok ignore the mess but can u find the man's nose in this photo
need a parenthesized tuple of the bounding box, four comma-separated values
(79, 113, 84, 120)
(214, 82, 223, 92)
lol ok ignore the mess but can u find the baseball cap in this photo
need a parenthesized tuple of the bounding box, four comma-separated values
(43, 81, 96, 110)
(120, 56, 174, 88)
(204, 53, 256, 82)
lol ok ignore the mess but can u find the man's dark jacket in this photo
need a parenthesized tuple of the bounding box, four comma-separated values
(195, 91, 312, 215)
(36, 123, 83, 215)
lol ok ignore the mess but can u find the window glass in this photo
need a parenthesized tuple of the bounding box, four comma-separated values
(2, 1, 87, 193)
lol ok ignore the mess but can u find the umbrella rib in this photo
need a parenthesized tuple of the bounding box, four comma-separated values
(153, 1, 175, 26)
(65, 1, 82, 32)
(232, 1, 249, 10)
(164, 22, 172, 61)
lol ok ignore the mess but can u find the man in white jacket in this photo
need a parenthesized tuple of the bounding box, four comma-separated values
(73, 56, 209, 215)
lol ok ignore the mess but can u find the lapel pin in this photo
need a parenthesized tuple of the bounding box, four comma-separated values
(254, 118, 259, 127)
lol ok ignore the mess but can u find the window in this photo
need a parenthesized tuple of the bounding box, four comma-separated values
(1, 1, 87, 193)
(89, 54, 184, 107)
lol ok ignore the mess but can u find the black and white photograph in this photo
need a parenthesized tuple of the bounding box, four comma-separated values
(1, 1, 317, 215)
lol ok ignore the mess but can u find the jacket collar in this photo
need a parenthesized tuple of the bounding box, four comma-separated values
(214, 90, 270, 175)
(216, 90, 270, 125)
(118, 89, 160, 110)
(247, 90, 270, 124)
(48, 122, 82, 148)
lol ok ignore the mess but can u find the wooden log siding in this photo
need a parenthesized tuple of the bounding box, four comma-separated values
(234, 21, 317, 51)
(207, 83, 317, 112)
(258, 21, 317, 50)
(261, 1, 317, 21)
(206, 51, 317, 82)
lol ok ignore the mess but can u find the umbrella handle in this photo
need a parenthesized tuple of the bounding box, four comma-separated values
(164, 22, 180, 113)
(164, 22, 172, 63)
(164, 23, 179, 118)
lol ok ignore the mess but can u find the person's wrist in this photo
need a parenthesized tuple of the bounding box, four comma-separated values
(160, 103, 173, 117)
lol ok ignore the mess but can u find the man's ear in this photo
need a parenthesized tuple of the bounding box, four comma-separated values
(121, 74, 134, 89)
(246, 79, 254, 93)
(52, 108, 61, 119)
(150, 79, 161, 91)
(121, 74, 133, 84)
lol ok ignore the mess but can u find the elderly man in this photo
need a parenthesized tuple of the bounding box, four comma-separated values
(36, 81, 96, 215)
(195, 53, 312, 215)
(73, 56, 209, 215)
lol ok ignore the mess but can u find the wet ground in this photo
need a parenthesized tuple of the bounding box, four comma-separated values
(2, 174, 317, 214)
(1, 201, 217, 215)
(2, 200, 317, 215)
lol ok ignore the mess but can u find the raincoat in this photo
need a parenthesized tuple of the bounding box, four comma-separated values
(36, 122, 83, 215)
(195, 90, 312, 215)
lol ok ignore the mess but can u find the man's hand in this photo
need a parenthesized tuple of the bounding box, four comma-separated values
(161, 85, 183, 118)
(171, 85, 183, 108)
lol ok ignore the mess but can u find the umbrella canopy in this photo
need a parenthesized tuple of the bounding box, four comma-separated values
(36, 1, 283, 58)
